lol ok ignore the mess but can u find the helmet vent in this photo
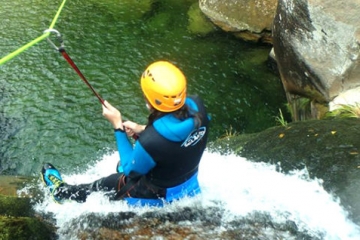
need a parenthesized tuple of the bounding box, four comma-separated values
(174, 99, 181, 106)
(145, 70, 155, 82)
(155, 99, 162, 105)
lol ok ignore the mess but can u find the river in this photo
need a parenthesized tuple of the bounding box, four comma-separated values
(1, 0, 285, 176)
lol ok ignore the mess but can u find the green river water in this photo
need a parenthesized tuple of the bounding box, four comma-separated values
(0, 0, 286, 176)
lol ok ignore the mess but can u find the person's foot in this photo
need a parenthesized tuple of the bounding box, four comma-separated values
(41, 163, 64, 203)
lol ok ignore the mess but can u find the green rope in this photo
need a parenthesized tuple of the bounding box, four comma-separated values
(0, 33, 50, 66)
(49, 0, 67, 29)
(0, 0, 67, 66)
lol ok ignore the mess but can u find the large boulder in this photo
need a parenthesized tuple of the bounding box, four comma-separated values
(199, 0, 278, 43)
(272, 0, 360, 118)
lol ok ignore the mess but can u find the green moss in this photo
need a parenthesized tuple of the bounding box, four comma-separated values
(187, 3, 216, 35)
(208, 132, 259, 155)
(302, 85, 327, 103)
(237, 118, 360, 189)
(0, 177, 55, 239)
(0, 196, 34, 217)
(146, 12, 173, 30)
(0, 216, 56, 240)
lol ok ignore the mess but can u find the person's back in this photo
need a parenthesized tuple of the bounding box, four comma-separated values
(141, 96, 209, 188)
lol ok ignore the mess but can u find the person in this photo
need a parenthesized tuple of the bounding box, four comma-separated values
(41, 60, 210, 206)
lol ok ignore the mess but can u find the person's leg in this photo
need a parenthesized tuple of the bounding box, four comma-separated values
(54, 173, 122, 202)
(41, 163, 124, 203)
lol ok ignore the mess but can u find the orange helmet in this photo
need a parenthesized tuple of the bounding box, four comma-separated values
(141, 61, 187, 112)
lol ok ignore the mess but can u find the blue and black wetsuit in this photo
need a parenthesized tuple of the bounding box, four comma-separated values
(55, 95, 209, 205)
(115, 95, 210, 206)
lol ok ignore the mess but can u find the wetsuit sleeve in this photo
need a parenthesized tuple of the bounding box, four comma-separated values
(114, 130, 156, 176)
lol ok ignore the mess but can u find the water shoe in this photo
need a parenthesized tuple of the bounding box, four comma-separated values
(41, 163, 64, 203)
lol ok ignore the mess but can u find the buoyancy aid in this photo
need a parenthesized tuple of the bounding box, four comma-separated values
(122, 95, 210, 206)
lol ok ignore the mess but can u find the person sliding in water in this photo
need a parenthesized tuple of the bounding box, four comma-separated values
(41, 61, 210, 206)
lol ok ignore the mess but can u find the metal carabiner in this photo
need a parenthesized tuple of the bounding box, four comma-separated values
(44, 29, 64, 51)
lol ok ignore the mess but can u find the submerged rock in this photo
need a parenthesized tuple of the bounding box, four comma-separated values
(199, 0, 277, 43)
(55, 207, 319, 240)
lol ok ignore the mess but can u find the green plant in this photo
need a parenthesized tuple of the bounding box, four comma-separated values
(220, 125, 238, 139)
(325, 103, 360, 119)
(298, 97, 311, 110)
(275, 108, 288, 127)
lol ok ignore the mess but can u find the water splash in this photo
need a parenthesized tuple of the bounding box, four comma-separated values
(33, 150, 360, 239)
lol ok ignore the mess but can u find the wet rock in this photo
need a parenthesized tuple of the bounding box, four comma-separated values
(0, 176, 54, 240)
(0, 216, 57, 240)
(199, 0, 277, 43)
(0, 175, 39, 197)
(210, 118, 360, 224)
(0, 196, 34, 217)
(55, 207, 318, 239)
(272, 0, 360, 118)
(0, 193, 57, 240)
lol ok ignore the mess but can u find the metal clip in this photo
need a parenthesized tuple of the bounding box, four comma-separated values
(44, 29, 64, 51)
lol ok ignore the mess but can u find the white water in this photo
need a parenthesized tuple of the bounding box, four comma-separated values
(32, 150, 360, 240)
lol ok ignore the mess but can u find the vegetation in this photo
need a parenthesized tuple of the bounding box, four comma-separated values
(0, 195, 56, 240)
(220, 125, 238, 139)
(325, 103, 360, 119)
(274, 108, 288, 127)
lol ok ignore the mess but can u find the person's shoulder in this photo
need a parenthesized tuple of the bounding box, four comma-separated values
(153, 114, 194, 142)
(185, 95, 203, 111)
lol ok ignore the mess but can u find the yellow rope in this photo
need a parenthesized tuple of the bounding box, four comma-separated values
(0, 0, 67, 66)
(49, 0, 67, 29)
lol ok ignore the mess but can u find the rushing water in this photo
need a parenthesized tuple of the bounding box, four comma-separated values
(29, 151, 360, 239)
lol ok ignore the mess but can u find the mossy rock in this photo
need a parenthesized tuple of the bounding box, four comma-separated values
(0, 175, 38, 197)
(187, 2, 216, 35)
(0, 175, 44, 217)
(0, 196, 34, 217)
(0, 176, 56, 240)
(0, 216, 57, 240)
(211, 118, 360, 175)
(210, 118, 360, 224)
(242, 118, 360, 182)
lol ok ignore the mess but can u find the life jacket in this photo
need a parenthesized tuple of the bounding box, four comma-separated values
(123, 95, 209, 206)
